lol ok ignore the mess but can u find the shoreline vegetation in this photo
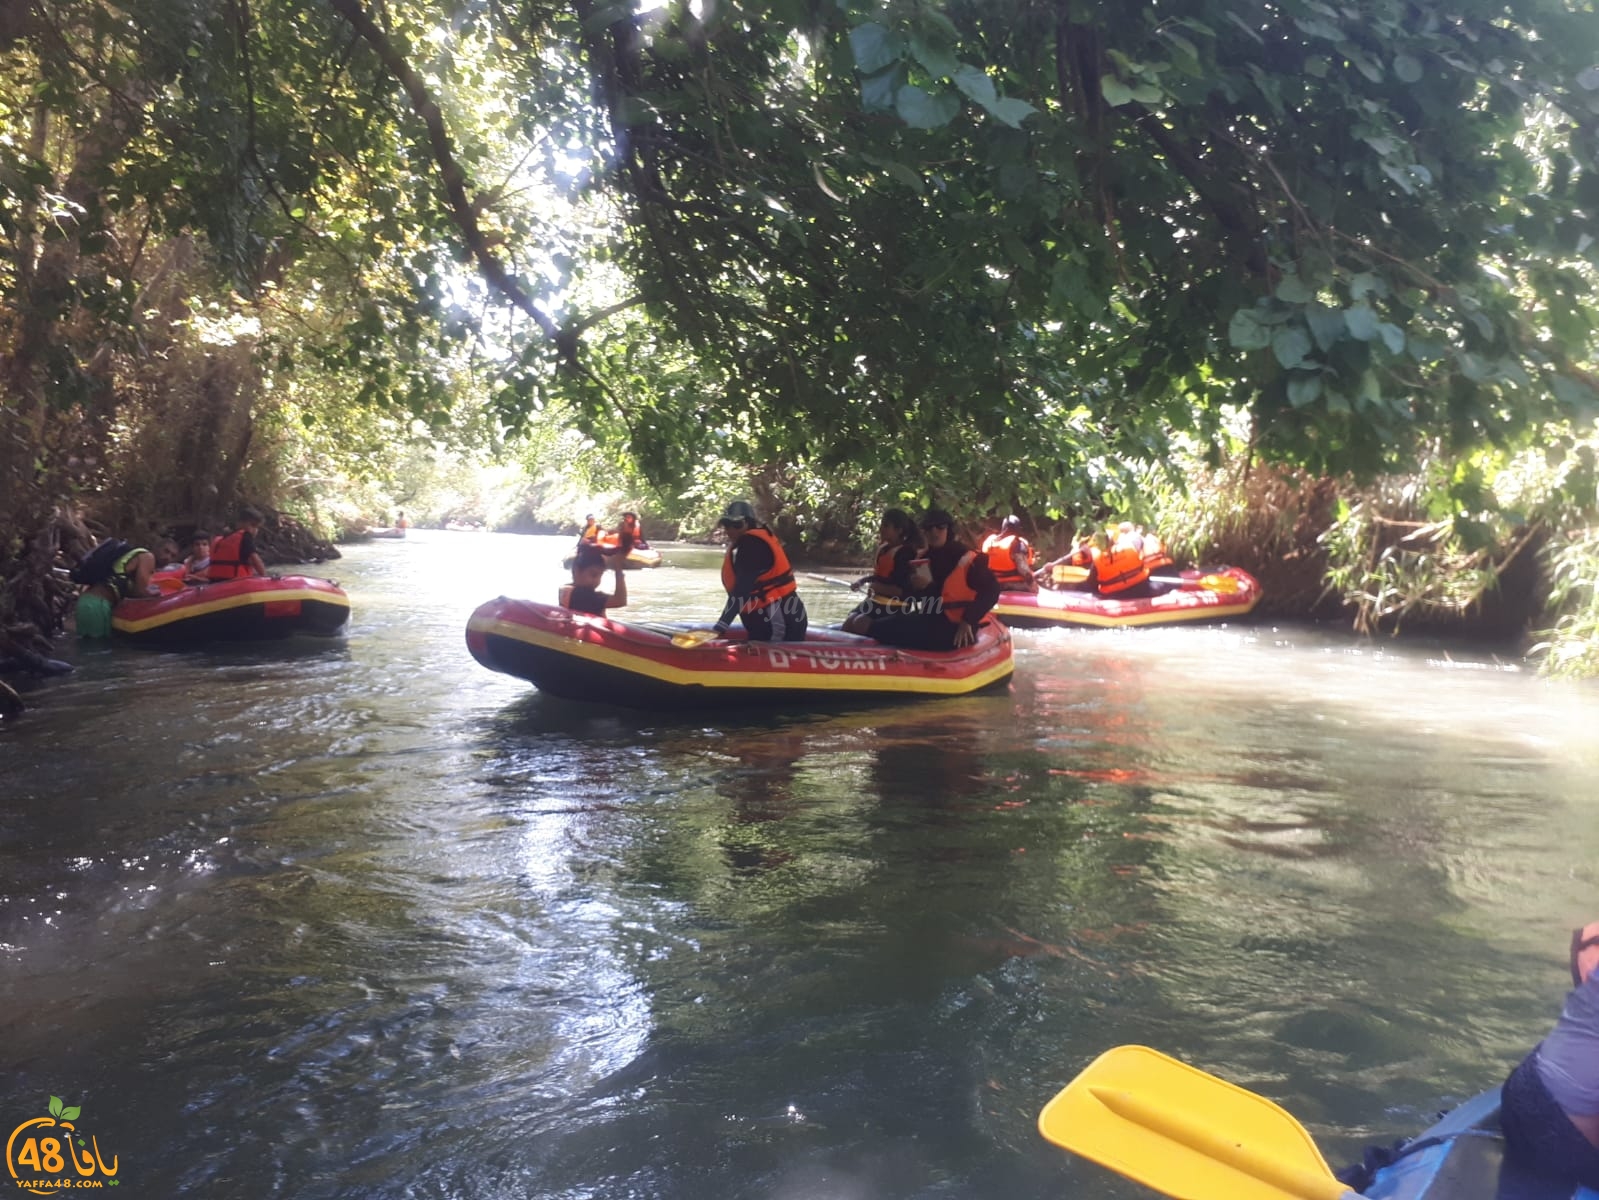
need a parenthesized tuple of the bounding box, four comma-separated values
(3, 0, 1597, 685)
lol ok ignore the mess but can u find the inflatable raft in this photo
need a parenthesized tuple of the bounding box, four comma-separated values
(1360, 1085, 1595, 1199)
(466, 598, 1014, 708)
(112, 575, 350, 644)
(561, 544, 662, 570)
(992, 566, 1261, 629)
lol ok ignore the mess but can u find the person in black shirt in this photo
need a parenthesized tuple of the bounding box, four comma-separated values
(852, 509, 1000, 650)
(710, 500, 808, 642)
(559, 543, 627, 616)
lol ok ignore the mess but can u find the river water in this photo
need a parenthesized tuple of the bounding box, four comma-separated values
(3, 531, 1598, 1198)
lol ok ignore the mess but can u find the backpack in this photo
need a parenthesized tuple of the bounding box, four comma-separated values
(69, 538, 131, 586)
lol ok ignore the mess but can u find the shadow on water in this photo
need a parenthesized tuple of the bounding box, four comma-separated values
(4, 535, 1599, 1197)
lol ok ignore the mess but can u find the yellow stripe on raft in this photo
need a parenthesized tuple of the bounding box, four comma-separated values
(992, 598, 1259, 629)
(112, 587, 348, 633)
(469, 615, 1014, 695)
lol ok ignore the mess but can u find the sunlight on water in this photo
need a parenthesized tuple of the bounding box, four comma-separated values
(2, 531, 1597, 1197)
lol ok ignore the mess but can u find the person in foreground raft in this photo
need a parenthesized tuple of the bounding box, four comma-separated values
(852, 509, 1000, 650)
(559, 543, 627, 616)
(1499, 922, 1599, 1189)
(710, 500, 808, 642)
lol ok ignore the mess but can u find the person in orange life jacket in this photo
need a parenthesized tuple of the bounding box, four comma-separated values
(711, 499, 808, 642)
(855, 509, 1000, 650)
(1039, 531, 1103, 591)
(615, 511, 649, 552)
(559, 543, 627, 616)
(1500, 922, 1599, 1189)
(981, 515, 1037, 592)
(207, 508, 268, 581)
(1091, 522, 1156, 599)
(842, 508, 923, 634)
(579, 514, 601, 544)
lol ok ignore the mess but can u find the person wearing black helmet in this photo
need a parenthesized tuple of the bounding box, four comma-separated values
(711, 500, 809, 642)
(852, 508, 1000, 650)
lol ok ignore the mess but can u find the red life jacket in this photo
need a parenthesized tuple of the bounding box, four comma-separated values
(940, 551, 980, 624)
(720, 526, 797, 613)
(874, 542, 899, 579)
(207, 529, 257, 581)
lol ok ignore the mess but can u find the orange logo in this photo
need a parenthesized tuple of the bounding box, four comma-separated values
(6, 1097, 119, 1192)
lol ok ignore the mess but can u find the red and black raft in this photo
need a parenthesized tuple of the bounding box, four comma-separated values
(991, 566, 1262, 630)
(112, 575, 350, 644)
(465, 598, 1014, 708)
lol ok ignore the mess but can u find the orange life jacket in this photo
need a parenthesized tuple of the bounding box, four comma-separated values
(940, 551, 980, 624)
(207, 530, 257, 581)
(981, 533, 1029, 583)
(874, 542, 901, 579)
(1141, 532, 1174, 573)
(1096, 535, 1150, 594)
(720, 526, 797, 613)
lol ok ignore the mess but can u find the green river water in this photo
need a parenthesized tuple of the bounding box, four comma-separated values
(3, 531, 1598, 1198)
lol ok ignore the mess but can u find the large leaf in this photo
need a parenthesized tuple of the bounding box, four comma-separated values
(952, 64, 997, 108)
(895, 84, 960, 130)
(1272, 326, 1313, 369)
(1228, 309, 1273, 350)
(849, 23, 903, 75)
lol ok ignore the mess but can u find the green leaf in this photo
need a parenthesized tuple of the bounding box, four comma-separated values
(860, 65, 903, 113)
(984, 97, 1038, 128)
(49, 1097, 63, 1117)
(953, 64, 997, 108)
(1344, 302, 1380, 341)
(1577, 65, 1599, 90)
(1100, 76, 1134, 107)
(895, 84, 960, 129)
(1553, 374, 1599, 412)
(908, 36, 959, 80)
(1288, 374, 1323, 408)
(1306, 302, 1346, 351)
(61, 1107, 81, 1122)
(1228, 308, 1272, 350)
(1393, 54, 1424, 83)
(1275, 275, 1314, 304)
(880, 160, 924, 192)
(850, 23, 903, 75)
(1377, 322, 1406, 355)
(1272, 326, 1313, 369)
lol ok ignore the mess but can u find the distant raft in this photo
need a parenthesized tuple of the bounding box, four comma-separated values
(112, 575, 350, 644)
(992, 566, 1262, 629)
(465, 597, 1014, 708)
(561, 545, 663, 570)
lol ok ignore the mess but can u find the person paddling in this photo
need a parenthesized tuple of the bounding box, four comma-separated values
(981, 515, 1037, 592)
(710, 500, 808, 642)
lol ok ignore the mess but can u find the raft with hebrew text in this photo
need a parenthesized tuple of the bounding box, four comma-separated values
(111, 574, 350, 643)
(991, 566, 1262, 630)
(465, 597, 1014, 708)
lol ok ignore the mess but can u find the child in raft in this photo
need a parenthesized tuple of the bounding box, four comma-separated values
(558, 543, 627, 616)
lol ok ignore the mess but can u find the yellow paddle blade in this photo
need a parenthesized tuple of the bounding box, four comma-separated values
(1052, 564, 1091, 584)
(670, 630, 718, 648)
(1037, 1046, 1353, 1200)
(1198, 573, 1240, 595)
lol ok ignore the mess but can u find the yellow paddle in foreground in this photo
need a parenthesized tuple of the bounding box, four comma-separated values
(1037, 1045, 1362, 1200)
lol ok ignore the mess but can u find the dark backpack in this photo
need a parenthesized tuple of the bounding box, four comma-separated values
(69, 538, 131, 586)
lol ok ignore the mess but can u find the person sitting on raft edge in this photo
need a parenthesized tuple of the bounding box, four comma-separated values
(559, 543, 627, 616)
(1499, 921, 1599, 1189)
(710, 499, 808, 643)
(850, 508, 1000, 650)
(981, 515, 1037, 593)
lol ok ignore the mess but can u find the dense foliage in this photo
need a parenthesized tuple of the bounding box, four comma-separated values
(1, 0, 1596, 656)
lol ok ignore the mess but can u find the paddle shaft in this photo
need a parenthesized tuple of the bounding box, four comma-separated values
(803, 573, 859, 588)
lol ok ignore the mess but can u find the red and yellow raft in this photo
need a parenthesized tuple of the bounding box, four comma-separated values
(465, 598, 1014, 707)
(992, 567, 1262, 629)
(112, 575, 351, 643)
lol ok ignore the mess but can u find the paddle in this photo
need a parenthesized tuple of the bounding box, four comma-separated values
(803, 572, 861, 589)
(1037, 1045, 1361, 1200)
(1047, 565, 1240, 595)
(669, 629, 719, 648)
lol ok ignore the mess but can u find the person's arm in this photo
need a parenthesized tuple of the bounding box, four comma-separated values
(1015, 539, 1036, 586)
(961, 555, 1002, 632)
(558, 584, 574, 607)
(604, 566, 627, 609)
(714, 535, 774, 632)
